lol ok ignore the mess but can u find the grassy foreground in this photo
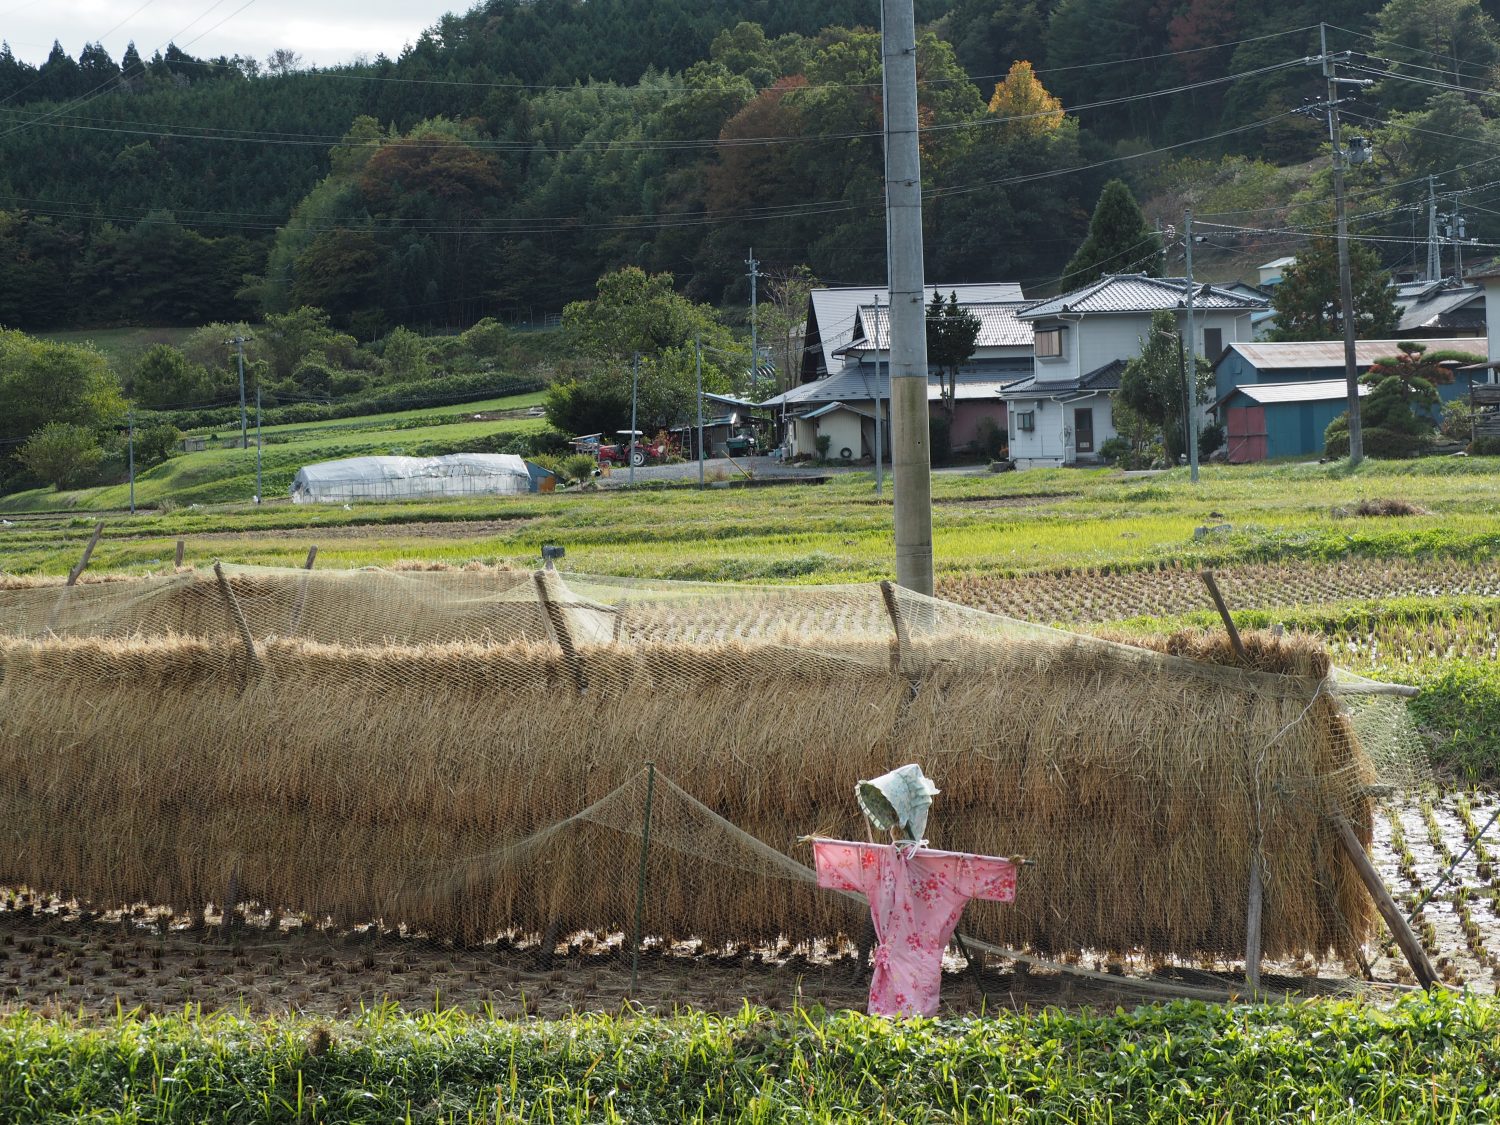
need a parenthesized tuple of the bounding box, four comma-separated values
(2, 995, 1497, 1123)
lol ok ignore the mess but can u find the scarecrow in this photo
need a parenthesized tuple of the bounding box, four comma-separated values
(811, 764, 1018, 1017)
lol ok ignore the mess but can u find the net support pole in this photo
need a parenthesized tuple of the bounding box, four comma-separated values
(1244, 864, 1263, 991)
(878, 579, 911, 677)
(174, 539, 185, 568)
(1200, 570, 1247, 663)
(534, 570, 587, 695)
(220, 867, 239, 942)
(67, 521, 104, 586)
(1331, 814, 1439, 991)
(629, 761, 657, 997)
(213, 562, 260, 674)
(304, 545, 318, 570)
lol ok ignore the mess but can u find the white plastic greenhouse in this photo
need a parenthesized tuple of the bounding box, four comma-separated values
(290, 454, 542, 503)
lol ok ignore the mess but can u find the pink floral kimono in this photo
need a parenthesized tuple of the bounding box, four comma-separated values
(812, 838, 1017, 1018)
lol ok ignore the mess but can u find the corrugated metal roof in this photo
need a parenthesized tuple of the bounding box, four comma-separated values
(807, 282, 1025, 375)
(1219, 379, 1370, 406)
(1224, 338, 1487, 370)
(1018, 274, 1267, 319)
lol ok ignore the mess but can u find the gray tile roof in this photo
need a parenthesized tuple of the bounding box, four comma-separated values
(1394, 281, 1485, 333)
(999, 359, 1126, 398)
(1018, 274, 1268, 320)
(837, 301, 1033, 354)
(807, 282, 1025, 376)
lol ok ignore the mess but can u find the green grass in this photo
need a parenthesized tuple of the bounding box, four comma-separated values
(37, 326, 197, 366)
(2, 995, 1497, 1123)
(0, 391, 550, 514)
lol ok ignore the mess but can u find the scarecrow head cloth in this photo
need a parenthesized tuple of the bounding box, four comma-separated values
(856, 764, 940, 843)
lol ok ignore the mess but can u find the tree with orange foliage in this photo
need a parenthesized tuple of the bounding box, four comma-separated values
(987, 61, 1065, 139)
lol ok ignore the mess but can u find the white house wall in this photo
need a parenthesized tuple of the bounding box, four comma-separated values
(817, 412, 866, 461)
(1007, 391, 1117, 468)
(1032, 311, 1254, 386)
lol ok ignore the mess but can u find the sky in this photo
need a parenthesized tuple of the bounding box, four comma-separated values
(0, 0, 466, 69)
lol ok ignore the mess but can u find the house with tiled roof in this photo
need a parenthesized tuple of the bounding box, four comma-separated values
(762, 283, 1031, 460)
(1003, 274, 1268, 468)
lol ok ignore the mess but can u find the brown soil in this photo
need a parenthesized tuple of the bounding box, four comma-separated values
(171, 518, 533, 543)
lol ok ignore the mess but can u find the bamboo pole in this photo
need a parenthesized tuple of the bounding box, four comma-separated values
(1331, 814, 1438, 991)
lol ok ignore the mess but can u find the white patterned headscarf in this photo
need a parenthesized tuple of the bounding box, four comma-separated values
(856, 764, 940, 843)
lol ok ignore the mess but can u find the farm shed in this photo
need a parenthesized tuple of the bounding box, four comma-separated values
(1212, 339, 1487, 407)
(1216, 379, 1370, 462)
(290, 453, 544, 503)
(0, 565, 1420, 965)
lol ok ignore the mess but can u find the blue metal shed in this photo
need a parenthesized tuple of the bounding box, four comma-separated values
(1214, 338, 1487, 410)
(1216, 379, 1370, 462)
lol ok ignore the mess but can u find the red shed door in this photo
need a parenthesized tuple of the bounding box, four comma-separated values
(1226, 406, 1267, 463)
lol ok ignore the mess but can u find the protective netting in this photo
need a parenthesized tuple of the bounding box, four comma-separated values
(0, 564, 1428, 969)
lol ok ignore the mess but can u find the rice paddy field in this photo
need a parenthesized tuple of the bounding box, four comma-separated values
(4, 454, 1500, 1120)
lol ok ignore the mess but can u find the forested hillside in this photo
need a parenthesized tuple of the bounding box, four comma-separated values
(0, 0, 1496, 332)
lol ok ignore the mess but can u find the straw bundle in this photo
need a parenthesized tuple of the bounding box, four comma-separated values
(0, 593, 1377, 960)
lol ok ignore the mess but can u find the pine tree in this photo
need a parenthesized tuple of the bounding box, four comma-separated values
(1059, 179, 1161, 290)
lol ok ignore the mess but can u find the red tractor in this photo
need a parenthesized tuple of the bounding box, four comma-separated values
(597, 430, 676, 467)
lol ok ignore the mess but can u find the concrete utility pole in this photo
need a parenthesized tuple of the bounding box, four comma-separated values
(746, 249, 761, 394)
(1319, 23, 1366, 465)
(1184, 208, 1199, 484)
(127, 408, 135, 515)
(695, 333, 705, 488)
(255, 383, 263, 504)
(628, 353, 640, 487)
(874, 293, 884, 495)
(228, 334, 249, 449)
(1442, 202, 1471, 280)
(1427, 176, 1441, 282)
(881, 0, 934, 596)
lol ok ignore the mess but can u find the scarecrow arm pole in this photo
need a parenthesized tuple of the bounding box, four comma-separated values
(1331, 814, 1438, 990)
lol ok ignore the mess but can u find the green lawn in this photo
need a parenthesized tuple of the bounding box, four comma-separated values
(2, 995, 1496, 1123)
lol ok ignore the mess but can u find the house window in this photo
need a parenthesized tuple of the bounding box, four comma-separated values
(1015, 410, 1036, 432)
(1202, 327, 1223, 359)
(1035, 327, 1064, 358)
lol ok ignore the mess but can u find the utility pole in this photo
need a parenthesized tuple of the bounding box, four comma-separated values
(874, 293, 884, 495)
(1427, 176, 1441, 282)
(1300, 25, 1376, 466)
(628, 353, 639, 488)
(1184, 208, 1199, 484)
(881, 0, 934, 596)
(127, 408, 135, 515)
(695, 333, 705, 488)
(228, 334, 249, 449)
(255, 383, 263, 504)
(746, 249, 761, 395)
(1442, 202, 1471, 280)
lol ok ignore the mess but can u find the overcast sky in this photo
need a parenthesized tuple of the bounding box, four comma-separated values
(0, 0, 465, 69)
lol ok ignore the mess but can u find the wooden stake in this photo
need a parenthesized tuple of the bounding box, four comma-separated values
(67, 521, 104, 586)
(1331, 814, 1438, 991)
(628, 762, 657, 997)
(220, 868, 239, 942)
(1244, 861, 1263, 991)
(878, 580, 909, 675)
(1200, 570, 1247, 663)
(174, 539, 185, 568)
(303, 545, 318, 570)
(534, 570, 587, 694)
(213, 562, 260, 673)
